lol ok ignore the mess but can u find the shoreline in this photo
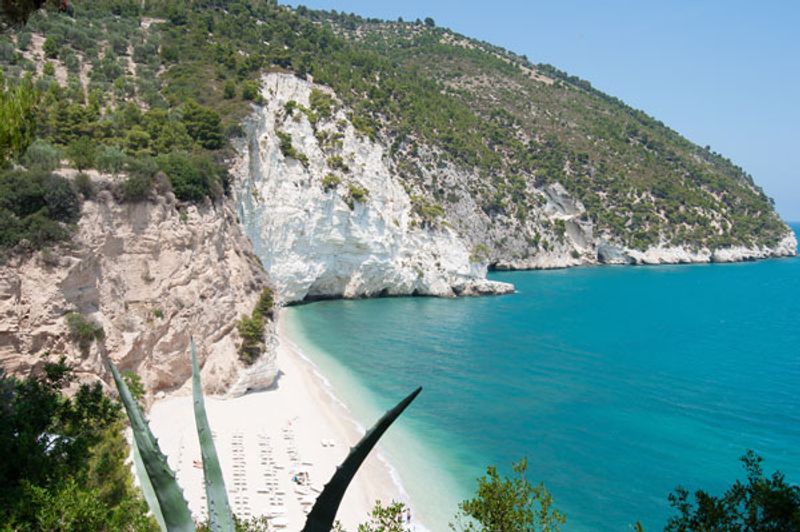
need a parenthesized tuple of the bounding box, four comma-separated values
(145, 309, 416, 530)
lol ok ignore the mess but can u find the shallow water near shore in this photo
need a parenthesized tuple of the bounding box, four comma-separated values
(285, 224, 800, 530)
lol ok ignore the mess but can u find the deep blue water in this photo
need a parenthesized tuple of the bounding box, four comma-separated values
(286, 224, 800, 530)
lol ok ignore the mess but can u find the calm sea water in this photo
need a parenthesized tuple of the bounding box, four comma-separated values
(285, 224, 800, 531)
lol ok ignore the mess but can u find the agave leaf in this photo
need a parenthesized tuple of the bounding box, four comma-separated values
(132, 434, 168, 531)
(108, 361, 195, 532)
(191, 338, 234, 532)
(302, 387, 422, 532)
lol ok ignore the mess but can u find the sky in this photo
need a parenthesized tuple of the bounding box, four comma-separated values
(285, 0, 800, 221)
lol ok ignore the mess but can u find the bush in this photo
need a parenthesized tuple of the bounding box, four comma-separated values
(223, 80, 236, 99)
(43, 37, 58, 59)
(322, 173, 341, 191)
(241, 80, 261, 102)
(276, 131, 309, 166)
(43, 62, 55, 77)
(181, 100, 223, 150)
(156, 151, 222, 202)
(254, 287, 274, 319)
(17, 32, 32, 51)
(74, 173, 93, 198)
(66, 312, 104, 354)
(66, 137, 97, 172)
(346, 184, 369, 209)
(120, 156, 158, 202)
(326, 155, 349, 172)
(236, 313, 265, 365)
(21, 140, 62, 172)
(95, 145, 126, 175)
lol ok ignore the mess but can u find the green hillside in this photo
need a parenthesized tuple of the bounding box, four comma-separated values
(0, 0, 789, 254)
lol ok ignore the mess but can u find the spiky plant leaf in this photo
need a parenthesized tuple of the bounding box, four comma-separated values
(302, 387, 422, 532)
(108, 361, 195, 532)
(191, 338, 234, 532)
(132, 434, 168, 531)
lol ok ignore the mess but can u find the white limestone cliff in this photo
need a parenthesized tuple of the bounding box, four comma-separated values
(230, 73, 514, 303)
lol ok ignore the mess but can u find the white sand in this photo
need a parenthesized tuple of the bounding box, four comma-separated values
(146, 314, 412, 530)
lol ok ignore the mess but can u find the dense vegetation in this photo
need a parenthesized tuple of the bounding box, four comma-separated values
(0, 0, 788, 255)
(0, 358, 157, 530)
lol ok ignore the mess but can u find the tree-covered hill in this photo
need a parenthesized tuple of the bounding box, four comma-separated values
(0, 0, 792, 259)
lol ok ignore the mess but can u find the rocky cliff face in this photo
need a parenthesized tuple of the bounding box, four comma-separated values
(0, 179, 277, 397)
(230, 73, 514, 303)
(231, 73, 796, 294)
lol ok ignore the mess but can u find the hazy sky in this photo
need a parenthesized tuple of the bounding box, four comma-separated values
(285, 0, 800, 221)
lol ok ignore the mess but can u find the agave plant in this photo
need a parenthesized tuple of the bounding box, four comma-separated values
(108, 338, 420, 532)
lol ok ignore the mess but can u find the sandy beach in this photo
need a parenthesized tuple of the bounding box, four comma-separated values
(146, 312, 412, 530)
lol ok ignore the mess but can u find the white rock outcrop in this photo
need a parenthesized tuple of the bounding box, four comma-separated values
(231, 73, 514, 303)
(0, 187, 277, 397)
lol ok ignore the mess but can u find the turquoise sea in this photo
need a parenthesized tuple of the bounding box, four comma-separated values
(284, 224, 800, 531)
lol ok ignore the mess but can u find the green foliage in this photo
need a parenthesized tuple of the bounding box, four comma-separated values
(453, 459, 566, 531)
(254, 286, 274, 319)
(0, 168, 79, 250)
(240, 80, 261, 102)
(411, 195, 445, 225)
(666, 451, 800, 531)
(0, 74, 38, 166)
(66, 136, 97, 171)
(223, 79, 236, 99)
(182, 99, 224, 150)
(346, 183, 369, 209)
(276, 130, 309, 166)
(42, 61, 55, 76)
(95, 145, 126, 175)
(156, 150, 223, 202)
(21, 139, 61, 172)
(326, 155, 349, 173)
(74, 172, 93, 198)
(334, 500, 411, 532)
(236, 312, 265, 365)
(121, 156, 157, 202)
(0, 358, 156, 530)
(322, 173, 341, 191)
(43, 36, 58, 59)
(65, 312, 104, 354)
(309, 88, 334, 120)
(121, 370, 146, 404)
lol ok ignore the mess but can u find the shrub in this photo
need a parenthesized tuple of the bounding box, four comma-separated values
(236, 312, 265, 365)
(43, 37, 58, 59)
(66, 137, 97, 172)
(74, 173, 93, 198)
(43, 174, 81, 222)
(326, 155, 349, 173)
(65, 312, 104, 354)
(42, 62, 55, 77)
(322, 173, 341, 191)
(309, 89, 334, 120)
(254, 287, 274, 319)
(121, 157, 158, 202)
(346, 184, 369, 209)
(276, 131, 309, 166)
(95, 146, 126, 175)
(241, 80, 261, 102)
(17, 32, 32, 51)
(156, 151, 223, 202)
(222, 80, 236, 99)
(21, 140, 62, 172)
(181, 100, 223, 150)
